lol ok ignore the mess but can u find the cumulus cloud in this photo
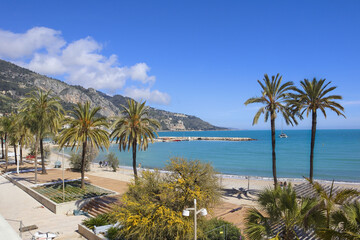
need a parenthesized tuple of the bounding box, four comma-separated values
(0, 27, 170, 105)
(124, 87, 171, 105)
(0, 27, 65, 59)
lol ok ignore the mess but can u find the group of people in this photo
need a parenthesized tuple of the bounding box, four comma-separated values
(279, 181, 288, 187)
(99, 161, 109, 168)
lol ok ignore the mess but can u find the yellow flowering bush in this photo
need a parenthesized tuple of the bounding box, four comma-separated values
(111, 157, 221, 239)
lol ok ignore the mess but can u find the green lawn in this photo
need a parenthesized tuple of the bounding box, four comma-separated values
(33, 180, 113, 203)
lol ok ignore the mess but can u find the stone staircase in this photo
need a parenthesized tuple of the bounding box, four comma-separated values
(81, 196, 122, 216)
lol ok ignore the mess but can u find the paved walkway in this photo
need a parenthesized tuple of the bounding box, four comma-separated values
(0, 175, 86, 240)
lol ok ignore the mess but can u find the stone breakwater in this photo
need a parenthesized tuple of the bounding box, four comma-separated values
(157, 136, 256, 142)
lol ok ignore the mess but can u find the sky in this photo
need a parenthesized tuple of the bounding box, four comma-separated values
(0, 0, 359, 129)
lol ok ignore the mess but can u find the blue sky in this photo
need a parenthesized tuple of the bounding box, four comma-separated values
(1, 0, 359, 129)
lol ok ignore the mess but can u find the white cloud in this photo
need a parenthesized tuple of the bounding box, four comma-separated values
(124, 87, 171, 105)
(127, 63, 156, 84)
(0, 27, 169, 105)
(0, 27, 65, 59)
(341, 100, 360, 106)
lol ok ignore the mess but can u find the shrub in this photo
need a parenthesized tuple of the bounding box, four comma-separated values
(201, 218, 242, 240)
(106, 226, 125, 240)
(82, 213, 115, 230)
(106, 152, 119, 172)
(69, 145, 98, 172)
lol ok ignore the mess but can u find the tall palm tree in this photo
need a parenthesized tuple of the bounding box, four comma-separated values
(0, 125, 4, 159)
(245, 185, 325, 240)
(317, 202, 360, 239)
(57, 102, 109, 188)
(245, 74, 297, 186)
(0, 115, 12, 171)
(20, 90, 64, 176)
(289, 78, 345, 182)
(16, 112, 34, 165)
(8, 114, 19, 165)
(110, 99, 160, 179)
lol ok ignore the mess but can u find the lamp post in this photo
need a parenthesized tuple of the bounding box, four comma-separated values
(182, 199, 207, 240)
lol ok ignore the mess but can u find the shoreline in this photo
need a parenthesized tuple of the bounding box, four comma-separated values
(49, 147, 360, 187)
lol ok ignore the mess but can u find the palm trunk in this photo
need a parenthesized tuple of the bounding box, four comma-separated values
(20, 142, 23, 165)
(40, 138, 46, 174)
(132, 141, 138, 179)
(34, 135, 39, 184)
(5, 134, 8, 172)
(310, 110, 317, 182)
(13, 144, 17, 165)
(81, 141, 87, 189)
(271, 112, 277, 187)
(1, 136, 4, 159)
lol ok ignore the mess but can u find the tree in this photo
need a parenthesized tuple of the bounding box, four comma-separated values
(0, 121, 4, 160)
(289, 78, 345, 182)
(20, 90, 64, 177)
(244, 74, 297, 187)
(110, 99, 160, 179)
(105, 152, 119, 172)
(8, 113, 19, 165)
(317, 202, 360, 239)
(244, 185, 325, 240)
(16, 113, 33, 165)
(57, 101, 109, 188)
(0, 115, 12, 171)
(111, 158, 221, 240)
(307, 179, 360, 229)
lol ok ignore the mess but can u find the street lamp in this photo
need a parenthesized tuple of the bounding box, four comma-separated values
(182, 199, 207, 240)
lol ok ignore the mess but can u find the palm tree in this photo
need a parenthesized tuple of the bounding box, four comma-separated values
(16, 113, 34, 165)
(8, 114, 19, 165)
(0, 125, 4, 159)
(245, 74, 297, 186)
(20, 90, 64, 175)
(245, 185, 325, 240)
(317, 202, 360, 239)
(0, 115, 12, 171)
(57, 101, 109, 188)
(110, 99, 160, 179)
(289, 78, 345, 182)
(307, 179, 360, 229)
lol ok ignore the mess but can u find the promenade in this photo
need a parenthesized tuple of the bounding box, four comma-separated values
(0, 175, 86, 239)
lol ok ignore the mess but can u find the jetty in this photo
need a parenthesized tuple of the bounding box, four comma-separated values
(157, 137, 256, 142)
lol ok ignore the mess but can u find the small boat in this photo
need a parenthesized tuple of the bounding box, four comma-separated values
(279, 133, 288, 138)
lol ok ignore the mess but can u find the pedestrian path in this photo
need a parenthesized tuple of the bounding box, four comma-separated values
(0, 175, 86, 239)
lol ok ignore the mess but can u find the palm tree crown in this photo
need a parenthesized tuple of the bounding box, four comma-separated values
(245, 74, 297, 186)
(20, 89, 64, 175)
(57, 101, 109, 188)
(110, 99, 160, 178)
(289, 78, 345, 181)
(245, 185, 325, 240)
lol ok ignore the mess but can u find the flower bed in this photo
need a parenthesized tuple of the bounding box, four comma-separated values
(33, 180, 112, 203)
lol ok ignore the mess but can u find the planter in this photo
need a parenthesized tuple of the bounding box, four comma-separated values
(78, 224, 106, 240)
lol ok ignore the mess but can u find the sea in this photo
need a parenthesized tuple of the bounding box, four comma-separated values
(67, 130, 360, 183)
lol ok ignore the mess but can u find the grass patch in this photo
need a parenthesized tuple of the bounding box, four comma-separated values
(33, 180, 112, 203)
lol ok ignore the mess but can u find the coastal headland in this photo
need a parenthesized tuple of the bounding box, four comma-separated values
(157, 136, 256, 142)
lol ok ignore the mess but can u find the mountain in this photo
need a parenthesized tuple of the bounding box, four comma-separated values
(0, 59, 226, 131)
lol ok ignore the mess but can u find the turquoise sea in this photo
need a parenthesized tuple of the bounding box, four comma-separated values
(73, 130, 360, 183)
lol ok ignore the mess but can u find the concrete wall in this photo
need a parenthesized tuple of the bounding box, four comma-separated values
(5, 175, 116, 215)
(78, 224, 106, 240)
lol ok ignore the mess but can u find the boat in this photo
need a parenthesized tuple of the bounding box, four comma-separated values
(279, 120, 288, 138)
(279, 132, 288, 138)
